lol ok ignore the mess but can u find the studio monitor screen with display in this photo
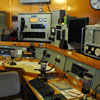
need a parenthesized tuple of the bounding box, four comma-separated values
(20, 0, 50, 4)
(68, 17, 89, 44)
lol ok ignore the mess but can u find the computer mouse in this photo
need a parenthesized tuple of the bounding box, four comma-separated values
(52, 96, 60, 100)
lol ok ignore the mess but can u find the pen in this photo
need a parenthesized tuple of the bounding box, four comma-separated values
(68, 91, 80, 95)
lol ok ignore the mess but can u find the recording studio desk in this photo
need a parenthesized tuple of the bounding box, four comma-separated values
(0, 42, 100, 99)
(1, 60, 92, 100)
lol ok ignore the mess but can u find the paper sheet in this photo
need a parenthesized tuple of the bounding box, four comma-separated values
(51, 81, 83, 99)
(4, 61, 55, 74)
(60, 88, 83, 99)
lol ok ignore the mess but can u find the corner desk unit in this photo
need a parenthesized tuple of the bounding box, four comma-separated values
(0, 41, 100, 100)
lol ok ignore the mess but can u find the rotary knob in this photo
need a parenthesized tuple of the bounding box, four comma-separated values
(86, 46, 89, 50)
(95, 48, 100, 56)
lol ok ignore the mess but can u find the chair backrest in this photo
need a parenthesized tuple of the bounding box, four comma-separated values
(0, 71, 21, 97)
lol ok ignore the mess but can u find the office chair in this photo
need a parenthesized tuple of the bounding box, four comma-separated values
(0, 71, 23, 100)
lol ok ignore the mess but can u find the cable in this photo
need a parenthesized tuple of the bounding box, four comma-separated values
(92, 84, 100, 99)
(46, 65, 55, 72)
(93, 85, 100, 94)
(47, 3, 51, 12)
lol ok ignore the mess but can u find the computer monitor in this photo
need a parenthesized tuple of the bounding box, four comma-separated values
(68, 17, 89, 44)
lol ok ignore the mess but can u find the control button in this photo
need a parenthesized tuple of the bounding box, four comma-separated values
(86, 46, 89, 50)
(88, 51, 91, 54)
(39, 18, 42, 22)
(1, 51, 5, 54)
(39, 43, 43, 47)
(43, 18, 47, 22)
(95, 48, 100, 56)
(91, 47, 94, 51)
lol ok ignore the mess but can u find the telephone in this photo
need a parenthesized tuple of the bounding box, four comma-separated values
(21, 17, 25, 31)
(20, 17, 25, 40)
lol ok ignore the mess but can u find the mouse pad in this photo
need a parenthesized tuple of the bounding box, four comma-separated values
(44, 94, 66, 100)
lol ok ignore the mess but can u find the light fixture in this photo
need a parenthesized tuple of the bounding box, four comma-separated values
(55, 0, 65, 3)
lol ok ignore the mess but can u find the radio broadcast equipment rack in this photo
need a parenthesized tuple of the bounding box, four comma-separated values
(84, 24, 100, 59)
(18, 12, 51, 42)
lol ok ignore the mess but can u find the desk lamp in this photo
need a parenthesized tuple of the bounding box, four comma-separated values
(10, 50, 16, 65)
(80, 73, 92, 100)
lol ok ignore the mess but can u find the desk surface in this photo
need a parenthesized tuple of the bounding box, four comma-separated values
(3, 60, 55, 74)
(0, 60, 93, 100)
(23, 75, 92, 100)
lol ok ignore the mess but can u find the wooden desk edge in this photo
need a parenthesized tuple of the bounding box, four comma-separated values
(23, 75, 84, 100)
(0, 41, 100, 70)
(23, 75, 44, 100)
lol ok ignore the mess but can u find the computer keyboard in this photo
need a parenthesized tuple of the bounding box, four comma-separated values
(29, 78, 54, 97)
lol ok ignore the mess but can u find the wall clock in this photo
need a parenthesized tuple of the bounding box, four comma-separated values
(90, 0, 100, 10)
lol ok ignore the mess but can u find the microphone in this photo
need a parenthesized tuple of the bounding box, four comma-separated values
(11, 50, 15, 59)
(10, 50, 16, 65)
(40, 63, 47, 74)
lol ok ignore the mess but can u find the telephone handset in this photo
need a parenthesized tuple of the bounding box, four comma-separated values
(21, 17, 25, 31)
(20, 17, 25, 40)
